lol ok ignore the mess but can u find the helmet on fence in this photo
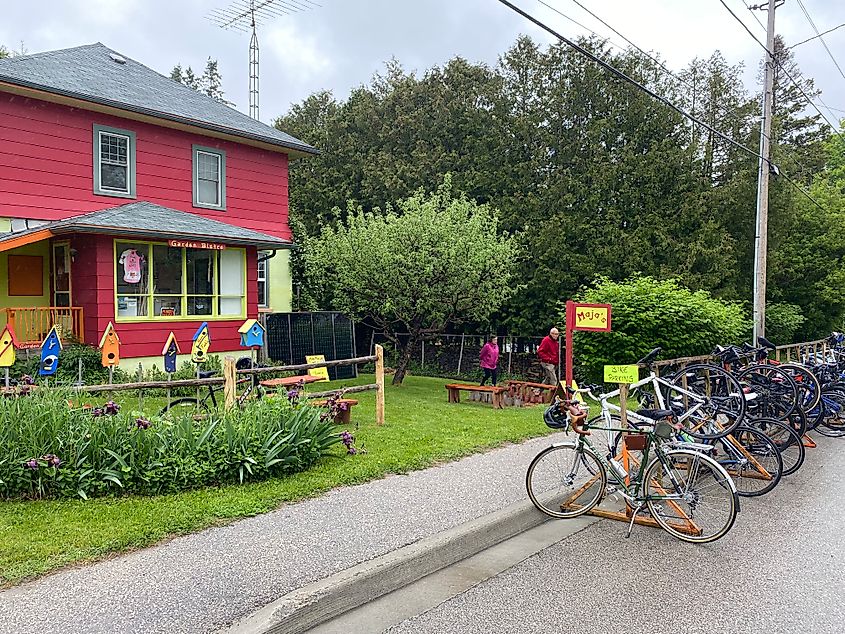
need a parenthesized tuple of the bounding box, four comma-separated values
(543, 402, 569, 430)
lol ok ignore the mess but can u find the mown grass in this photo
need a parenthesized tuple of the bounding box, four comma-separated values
(0, 374, 553, 586)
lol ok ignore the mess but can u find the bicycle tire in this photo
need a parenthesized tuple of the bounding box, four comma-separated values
(738, 364, 799, 421)
(776, 363, 822, 413)
(526, 443, 606, 519)
(714, 426, 783, 497)
(667, 364, 746, 440)
(750, 418, 805, 477)
(816, 390, 845, 437)
(159, 397, 209, 419)
(643, 449, 738, 544)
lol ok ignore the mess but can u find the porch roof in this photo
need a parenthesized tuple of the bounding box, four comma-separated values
(0, 202, 295, 252)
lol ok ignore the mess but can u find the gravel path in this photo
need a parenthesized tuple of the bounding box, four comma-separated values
(0, 433, 564, 633)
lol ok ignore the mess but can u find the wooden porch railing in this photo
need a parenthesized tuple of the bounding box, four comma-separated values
(0, 307, 84, 348)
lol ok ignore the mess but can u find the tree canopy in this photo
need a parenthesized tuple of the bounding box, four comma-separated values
(304, 176, 519, 384)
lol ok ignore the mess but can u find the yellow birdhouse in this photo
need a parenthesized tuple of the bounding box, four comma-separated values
(0, 325, 18, 368)
(191, 322, 211, 363)
(99, 322, 121, 367)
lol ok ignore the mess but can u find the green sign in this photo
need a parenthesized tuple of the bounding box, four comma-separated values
(604, 364, 639, 384)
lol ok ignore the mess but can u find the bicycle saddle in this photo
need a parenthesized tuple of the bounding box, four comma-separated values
(198, 370, 218, 379)
(636, 347, 662, 367)
(635, 408, 674, 421)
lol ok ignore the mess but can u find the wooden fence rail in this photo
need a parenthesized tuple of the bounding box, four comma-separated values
(69, 346, 387, 425)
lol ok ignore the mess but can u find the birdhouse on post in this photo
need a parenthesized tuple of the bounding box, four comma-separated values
(238, 319, 265, 348)
(39, 326, 63, 376)
(191, 322, 211, 363)
(162, 332, 181, 374)
(99, 322, 121, 367)
(0, 325, 18, 368)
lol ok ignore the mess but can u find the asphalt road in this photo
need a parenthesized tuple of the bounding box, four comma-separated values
(387, 436, 845, 634)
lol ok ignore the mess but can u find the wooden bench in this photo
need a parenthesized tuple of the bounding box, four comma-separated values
(505, 380, 558, 405)
(445, 383, 507, 409)
(310, 398, 359, 424)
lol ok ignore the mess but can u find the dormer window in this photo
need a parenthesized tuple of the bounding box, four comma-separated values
(93, 124, 136, 198)
(193, 145, 226, 210)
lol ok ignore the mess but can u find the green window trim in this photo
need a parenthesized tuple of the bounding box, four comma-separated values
(192, 145, 227, 210)
(113, 239, 246, 323)
(93, 124, 137, 199)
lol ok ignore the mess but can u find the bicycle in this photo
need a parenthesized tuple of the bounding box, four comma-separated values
(159, 365, 266, 418)
(526, 386, 739, 544)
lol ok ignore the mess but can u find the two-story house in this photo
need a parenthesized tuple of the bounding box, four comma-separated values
(0, 43, 317, 365)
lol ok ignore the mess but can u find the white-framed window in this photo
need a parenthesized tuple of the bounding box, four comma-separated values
(257, 251, 269, 308)
(193, 145, 226, 209)
(93, 125, 136, 198)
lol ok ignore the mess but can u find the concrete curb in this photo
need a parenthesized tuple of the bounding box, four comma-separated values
(226, 499, 551, 634)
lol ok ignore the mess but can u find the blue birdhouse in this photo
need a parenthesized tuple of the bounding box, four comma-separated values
(39, 326, 63, 376)
(162, 332, 181, 374)
(238, 319, 265, 348)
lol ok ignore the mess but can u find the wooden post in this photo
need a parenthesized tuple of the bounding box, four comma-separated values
(421, 339, 425, 370)
(4, 368, 8, 389)
(77, 358, 83, 386)
(507, 336, 513, 377)
(619, 383, 628, 428)
(375, 344, 385, 426)
(224, 356, 237, 409)
(166, 372, 172, 410)
(108, 365, 114, 385)
(456, 335, 464, 375)
(137, 363, 143, 410)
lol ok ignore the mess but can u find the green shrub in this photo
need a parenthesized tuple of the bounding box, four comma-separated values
(567, 276, 751, 381)
(0, 389, 341, 500)
(764, 303, 806, 345)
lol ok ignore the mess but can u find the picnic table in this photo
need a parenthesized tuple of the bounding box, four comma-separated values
(505, 380, 558, 405)
(259, 375, 324, 390)
(445, 383, 507, 409)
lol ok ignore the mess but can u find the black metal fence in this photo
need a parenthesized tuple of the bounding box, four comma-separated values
(263, 312, 357, 380)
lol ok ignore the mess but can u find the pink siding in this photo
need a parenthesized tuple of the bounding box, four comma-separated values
(69, 235, 259, 358)
(0, 93, 291, 240)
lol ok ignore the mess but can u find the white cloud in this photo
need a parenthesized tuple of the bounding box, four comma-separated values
(262, 20, 333, 86)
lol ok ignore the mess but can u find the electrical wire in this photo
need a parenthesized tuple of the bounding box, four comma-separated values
(794, 0, 845, 83)
(494, 0, 831, 214)
(716, 0, 844, 137)
(789, 21, 845, 50)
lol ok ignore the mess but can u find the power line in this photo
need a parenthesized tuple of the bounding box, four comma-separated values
(794, 0, 845, 83)
(789, 21, 845, 50)
(716, 0, 844, 137)
(493, 0, 831, 215)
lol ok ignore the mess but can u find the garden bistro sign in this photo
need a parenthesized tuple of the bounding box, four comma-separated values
(168, 240, 226, 250)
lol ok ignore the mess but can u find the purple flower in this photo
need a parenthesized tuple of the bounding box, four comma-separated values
(20, 375, 34, 386)
(91, 407, 105, 418)
(104, 401, 120, 416)
(286, 388, 300, 404)
(134, 417, 151, 430)
(41, 454, 62, 468)
(24, 458, 39, 470)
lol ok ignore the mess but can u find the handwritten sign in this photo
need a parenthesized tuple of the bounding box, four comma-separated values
(305, 354, 330, 383)
(604, 365, 639, 384)
(168, 240, 226, 250)
(573, 303, 612, 332)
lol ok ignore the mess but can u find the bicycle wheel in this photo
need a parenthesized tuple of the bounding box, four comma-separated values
(713, 426, 783, 497)
(739, 364, 798, 421)
(159, 397, 209, 420)
(526, 444, 606, 519)
(776, 363, 821, 413)
(816, 390, 845, 438)
(643, 449, 738, 544)
(750, 418, 805, 477)
(667, 364, 745, 440)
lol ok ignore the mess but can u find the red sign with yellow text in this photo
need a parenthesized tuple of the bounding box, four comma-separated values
(571, 303, 612, 332)
(168, 240, 226, 250)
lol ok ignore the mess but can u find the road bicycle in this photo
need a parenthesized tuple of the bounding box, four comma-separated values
(159, 367, 266, 418)
(526, 386, 739, 544)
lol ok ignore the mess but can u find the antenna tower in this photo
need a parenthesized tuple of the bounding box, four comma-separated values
(207, 0, 319, 120)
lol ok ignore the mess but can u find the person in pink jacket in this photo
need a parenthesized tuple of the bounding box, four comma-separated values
(479, 336, 500, 386)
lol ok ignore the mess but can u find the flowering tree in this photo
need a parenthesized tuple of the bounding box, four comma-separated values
(306, 176, 519, 385)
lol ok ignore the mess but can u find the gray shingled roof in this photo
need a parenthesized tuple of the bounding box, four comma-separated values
(0, 202, 294, 250)
(0, 43, 317, 156)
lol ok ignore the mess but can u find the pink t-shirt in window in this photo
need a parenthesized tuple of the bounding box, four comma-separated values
(119, 249, 142, 284)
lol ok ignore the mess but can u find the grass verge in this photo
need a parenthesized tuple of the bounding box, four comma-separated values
(0, 374, 553, 586)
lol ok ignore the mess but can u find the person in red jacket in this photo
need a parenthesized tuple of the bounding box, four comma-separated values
(479, 335, 500, 386)
(537, 327, 560, 386)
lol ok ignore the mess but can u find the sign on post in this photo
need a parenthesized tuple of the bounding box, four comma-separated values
(305, 354, 330, 382)
(603, 365, 639, 384)
(565, 300, 612, 388)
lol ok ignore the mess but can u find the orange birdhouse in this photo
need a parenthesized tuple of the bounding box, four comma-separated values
(99, 322, 121, 367)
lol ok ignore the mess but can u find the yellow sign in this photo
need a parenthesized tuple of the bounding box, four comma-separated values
(574, 306, 611, 331)
(305, 355, 330, 383)
(604, 365, 639, 384)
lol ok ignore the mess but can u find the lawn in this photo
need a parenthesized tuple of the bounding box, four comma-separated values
(0, 374, 554, 587)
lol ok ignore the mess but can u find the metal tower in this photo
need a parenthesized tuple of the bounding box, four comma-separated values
(207, 0, 319, 120)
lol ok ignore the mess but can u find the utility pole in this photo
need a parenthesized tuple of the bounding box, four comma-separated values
(752, 0, 778, 342)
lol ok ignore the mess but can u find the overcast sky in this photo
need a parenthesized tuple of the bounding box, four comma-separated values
(3, 0, 844, 130)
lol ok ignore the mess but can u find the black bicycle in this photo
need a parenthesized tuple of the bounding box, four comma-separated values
(159, 359, 266, 417)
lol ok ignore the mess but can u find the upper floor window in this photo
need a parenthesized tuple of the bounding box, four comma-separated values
(93, 125, 136, 198)
(257, 251, 269, 308)
(193, 145, 226, 210)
